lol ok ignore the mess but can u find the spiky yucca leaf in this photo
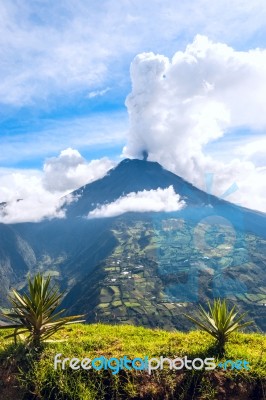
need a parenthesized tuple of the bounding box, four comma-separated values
(0, 273, 85, 347)
(184, 298, 252, 353)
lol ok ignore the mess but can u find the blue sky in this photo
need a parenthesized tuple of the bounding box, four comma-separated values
(0, 0, 266, 221)
(1, 0, 266, 166)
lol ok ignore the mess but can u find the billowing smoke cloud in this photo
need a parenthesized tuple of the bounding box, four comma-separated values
(43, 148, 115, 192)
(123, 35, 266, 212)
(0, 149, 114, 223)
(88, 186, 185, 218)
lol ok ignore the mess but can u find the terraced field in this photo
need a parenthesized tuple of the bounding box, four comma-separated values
(78, 216, 266, 331)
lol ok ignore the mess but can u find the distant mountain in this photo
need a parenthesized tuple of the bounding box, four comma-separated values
(1, 159, 266, 331)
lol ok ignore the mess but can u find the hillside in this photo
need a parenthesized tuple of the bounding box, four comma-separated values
(63, 214, 266, 331)
(0, 324, 265, 399)
(0, 223, 36, 308)
(0, 159, 266, 331)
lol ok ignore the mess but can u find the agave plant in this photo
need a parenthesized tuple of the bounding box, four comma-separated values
(0, 273, 85, 348)
(184, 298, 252, 354)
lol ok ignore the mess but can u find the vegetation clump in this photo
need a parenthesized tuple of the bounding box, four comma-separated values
(184, 298, 252, 355)
(0, 273, 85, 348)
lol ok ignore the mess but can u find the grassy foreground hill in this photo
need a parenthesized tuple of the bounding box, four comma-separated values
(0, 323, 265, 399)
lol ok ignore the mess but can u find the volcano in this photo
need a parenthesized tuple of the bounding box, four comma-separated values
(1, 159, 266, 330)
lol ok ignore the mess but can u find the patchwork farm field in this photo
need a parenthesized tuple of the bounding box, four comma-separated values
(66, 217, 266, 331)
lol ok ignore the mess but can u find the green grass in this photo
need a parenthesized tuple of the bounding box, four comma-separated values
(124, 302, 140, 308)
(112, 300, 123, 307)
(0, 324, 265, 399)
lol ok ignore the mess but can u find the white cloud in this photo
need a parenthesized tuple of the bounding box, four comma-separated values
(0, 150, 114, 223)
(1, 1, 266, 106)
(87, 87, 110, 99)
(88, 186, 185, 218)
(236, 137, 266, 166)
(0, 169, 66, 223)
(43, 148, 115, 192)
(123, 36, 266, 212)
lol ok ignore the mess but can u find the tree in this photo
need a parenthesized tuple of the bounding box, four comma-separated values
(0, 273, 85, 348)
